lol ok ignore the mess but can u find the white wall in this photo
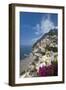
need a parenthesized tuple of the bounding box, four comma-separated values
(0, 0, 66, 90)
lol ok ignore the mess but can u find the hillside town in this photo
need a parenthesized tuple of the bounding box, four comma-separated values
(20, 29, 58, 77)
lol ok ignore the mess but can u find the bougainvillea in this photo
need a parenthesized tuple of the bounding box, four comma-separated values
(37, 61, 58, 77)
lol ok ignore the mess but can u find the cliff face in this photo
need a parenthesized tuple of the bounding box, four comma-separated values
(21, 29, 58, 77)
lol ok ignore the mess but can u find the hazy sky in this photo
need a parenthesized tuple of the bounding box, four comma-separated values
(20, 12, 58, 46)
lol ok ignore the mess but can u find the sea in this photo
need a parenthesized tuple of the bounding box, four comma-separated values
(20, 45, 32, 60)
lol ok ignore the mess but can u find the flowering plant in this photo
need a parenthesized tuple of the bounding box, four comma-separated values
(37, 61, 58, 76)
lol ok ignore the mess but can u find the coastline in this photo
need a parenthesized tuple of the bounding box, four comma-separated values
(20, 54, 33, 75)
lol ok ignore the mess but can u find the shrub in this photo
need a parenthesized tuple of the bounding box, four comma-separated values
(37, 61, 58, 77)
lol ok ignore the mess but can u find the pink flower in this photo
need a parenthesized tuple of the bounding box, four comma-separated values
(37, 63, 58, 77)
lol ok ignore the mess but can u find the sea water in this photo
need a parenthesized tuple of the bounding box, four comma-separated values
(20, 46, 32, 60)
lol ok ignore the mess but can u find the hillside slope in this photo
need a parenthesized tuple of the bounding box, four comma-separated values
(20, 28, 58, 77)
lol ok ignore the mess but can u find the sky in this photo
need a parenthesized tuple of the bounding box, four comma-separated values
(20, 12, 58, 46)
